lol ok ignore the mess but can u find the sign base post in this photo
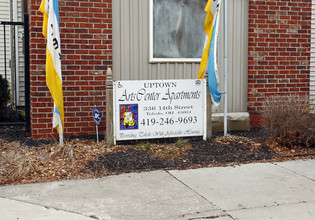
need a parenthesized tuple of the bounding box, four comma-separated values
(106, 68, 114, 146)
(204, 72, 212, 140)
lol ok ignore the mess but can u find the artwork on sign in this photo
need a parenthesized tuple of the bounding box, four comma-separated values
(119, 104, 138, 130)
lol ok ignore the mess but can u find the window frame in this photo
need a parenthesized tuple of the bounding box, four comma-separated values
(149, 0, 203, 63)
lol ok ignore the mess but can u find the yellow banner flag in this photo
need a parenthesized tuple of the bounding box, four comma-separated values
(39, 0, 64, 134)
(198, 0, 221, 79)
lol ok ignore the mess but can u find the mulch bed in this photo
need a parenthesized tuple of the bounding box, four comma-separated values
(0, 126, 314, 186)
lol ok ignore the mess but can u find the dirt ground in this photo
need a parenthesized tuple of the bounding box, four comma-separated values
(0, 126, 314, 186)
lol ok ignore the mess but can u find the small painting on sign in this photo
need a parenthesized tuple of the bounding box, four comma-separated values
(120, 104, 138, 130)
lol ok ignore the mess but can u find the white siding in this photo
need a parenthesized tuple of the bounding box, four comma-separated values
(0, 0, 11, 84)
(14, 0, 25, 106)
(113, 0, 249, 113)
(0, 0, 25, 106)
(311, 0, 315, 111)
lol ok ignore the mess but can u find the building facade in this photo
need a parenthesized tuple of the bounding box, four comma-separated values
(25, 0, 312, 139)
(248, 0, 312, 126)
(27, 0, 112, 138)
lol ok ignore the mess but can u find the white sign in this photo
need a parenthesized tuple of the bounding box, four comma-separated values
(113, 79, 206, 142)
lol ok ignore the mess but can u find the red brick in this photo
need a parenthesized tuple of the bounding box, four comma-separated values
(28, 0, 112, 139)
(248, 0, 311, 127)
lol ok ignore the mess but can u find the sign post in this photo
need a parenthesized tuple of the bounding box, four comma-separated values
(93, 106, 102, 143)
(113, 79, 206, 143)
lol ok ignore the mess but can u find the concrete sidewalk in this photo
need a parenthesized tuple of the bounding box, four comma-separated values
(0, 159, 314, 220)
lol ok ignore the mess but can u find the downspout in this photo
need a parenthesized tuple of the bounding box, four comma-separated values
(13, 0, 20, 106)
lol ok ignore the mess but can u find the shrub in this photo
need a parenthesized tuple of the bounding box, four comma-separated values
(262, 94, 315, 148)
(0, 75, 10, 108)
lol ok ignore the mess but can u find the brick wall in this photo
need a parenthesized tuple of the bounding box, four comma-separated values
(27, 0, 312, 137)
(27, 0, 112, 139)
(248, 0, 311, 127)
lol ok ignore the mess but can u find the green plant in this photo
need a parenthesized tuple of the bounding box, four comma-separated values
(262, 94, 315, 148)
(144, 142, 152, 151)
(174, 138, 189, 148)
(0, 75, 10, 108)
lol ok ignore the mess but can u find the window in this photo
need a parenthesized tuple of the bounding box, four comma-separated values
(150, 0, 207, 62)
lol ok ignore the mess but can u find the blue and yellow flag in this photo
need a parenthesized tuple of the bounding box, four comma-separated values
(198, 0, 223, 109)
(39, 0, 64, 133)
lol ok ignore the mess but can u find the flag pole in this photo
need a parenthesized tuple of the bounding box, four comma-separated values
(59, 117, 63, 146)
(39, 0, 65, 145)
(223, 0, 228, 136)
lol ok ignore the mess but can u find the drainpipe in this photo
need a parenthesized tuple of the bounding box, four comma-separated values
(13, 0, 20, 106)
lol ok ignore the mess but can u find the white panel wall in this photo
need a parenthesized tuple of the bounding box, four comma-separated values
(0, 0, 25, 106)
(113, 0, 249, 113)
(14, 0, 25, 106)
(0, 0, 11, 83)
